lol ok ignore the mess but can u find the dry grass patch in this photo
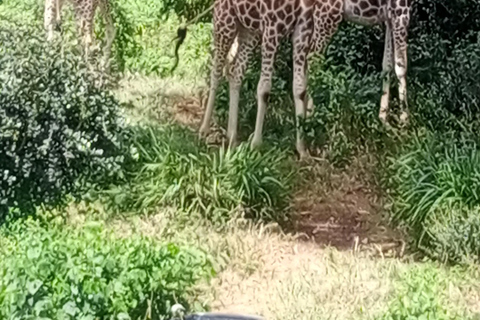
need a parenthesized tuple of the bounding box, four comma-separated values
(211, 241, 396, 320)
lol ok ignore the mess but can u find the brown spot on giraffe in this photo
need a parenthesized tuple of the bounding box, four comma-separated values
(364, 8, 378, 17)
(359, 1, 370, 10)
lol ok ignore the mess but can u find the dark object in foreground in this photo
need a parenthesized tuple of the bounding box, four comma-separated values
(185, 313, 264, 320)
(172, 304, 264, 320)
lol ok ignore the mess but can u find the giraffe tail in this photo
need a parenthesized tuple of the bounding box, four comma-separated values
(170, 26, 188, 73)
(170, 3, 215, 74)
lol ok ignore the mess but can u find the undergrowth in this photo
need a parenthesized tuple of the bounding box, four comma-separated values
(0, 218, 214, 319)
(96, 125, 296, 226)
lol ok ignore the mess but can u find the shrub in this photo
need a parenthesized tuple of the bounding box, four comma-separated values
(106, 0, 213, 76)
(0, 22, 126, 220)
(98, 125, 295, 225)
(0, 218, 213, 320)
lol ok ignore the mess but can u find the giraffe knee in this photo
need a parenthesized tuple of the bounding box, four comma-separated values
(297, 90, 307, 101)
(261, 91, 270, 104)
(257, 80, 271, 104)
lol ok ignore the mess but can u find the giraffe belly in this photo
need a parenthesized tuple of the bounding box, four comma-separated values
(232, 0, 300, 36)
(343, 0, 387, 26)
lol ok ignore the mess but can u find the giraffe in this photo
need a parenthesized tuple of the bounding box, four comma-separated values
(44, 0, 116, 68)
(177, 0, 412, 158)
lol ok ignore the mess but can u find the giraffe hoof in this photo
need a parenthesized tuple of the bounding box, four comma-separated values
(298, 150, 310, 161)
(251, 138, 262, 150)
(199, 126, 210, 139)
(399, 111, 409, 125)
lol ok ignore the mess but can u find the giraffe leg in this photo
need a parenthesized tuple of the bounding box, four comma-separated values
(251, 30, 279, 150)
(379, 22, 393, 124)
(199, 23, 236, 138)
(44, 0, 57, 41)
(392, 14, 410, 125)
(306, 95, 314, 118)
(227, 30, 260, 148)
(99, 0, 116, 71)
(292, 27, 312, 159)
(75, 3, 98, 64)
(83, 21, 95, 62)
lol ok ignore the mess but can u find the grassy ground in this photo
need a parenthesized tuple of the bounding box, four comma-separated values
(2, 0, 480, 318)
(108, 74, 480, 319)
(60, 198, 480, 320)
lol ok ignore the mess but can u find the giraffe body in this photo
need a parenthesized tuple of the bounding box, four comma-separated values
(199, 0, 412, 157)
(44, 0, 115, 68)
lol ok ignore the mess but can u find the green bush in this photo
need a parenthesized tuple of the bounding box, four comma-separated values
(107, 0, 213, 76)
(0, 218, 213, 320)
(98, 125, 295, 225)
(0, 22, 126, 220)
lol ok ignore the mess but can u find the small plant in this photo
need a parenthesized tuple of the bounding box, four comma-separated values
(0, 218, 214, 319)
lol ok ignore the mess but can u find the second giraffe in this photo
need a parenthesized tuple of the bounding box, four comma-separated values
(44, 0, 116, 69)
(195, 0, 413, 158)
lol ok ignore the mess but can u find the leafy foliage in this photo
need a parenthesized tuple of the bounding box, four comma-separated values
(386, 132, 480, 263)
(0, 218, 213, 319)
(0, 22, 126, 220)
(98, 125, 295, 225)
(105, 0, 213, 76)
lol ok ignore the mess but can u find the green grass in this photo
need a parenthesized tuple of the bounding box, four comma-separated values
(377, 263, 480, 320)
(387, 131, 480, 258)
(42, 204, 480, 320)
(95, 124, 296, 226)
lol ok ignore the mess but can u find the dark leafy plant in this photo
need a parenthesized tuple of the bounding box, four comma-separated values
(0, 22, 126, 221)
(387, 131, 480, 238)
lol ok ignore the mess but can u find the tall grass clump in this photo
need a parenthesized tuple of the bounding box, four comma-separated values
(99, 125, 296, 225)
(423, 204, 480, 264)
(0, 218, 213, 319)
(387, 131, 480, 262)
